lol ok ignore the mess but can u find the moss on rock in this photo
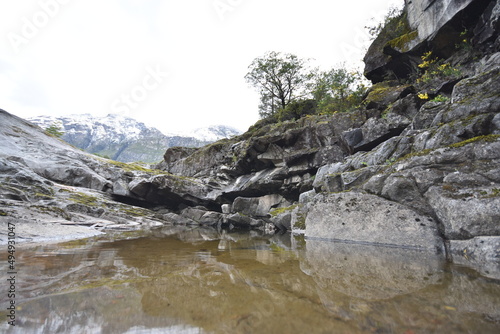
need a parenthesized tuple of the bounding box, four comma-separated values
(387, 30, 418, 52)
(448, 135, 500, 149)
(270, 204, 299, 217)
(102, 158, 166, 175)
(69, 192, 99, 207)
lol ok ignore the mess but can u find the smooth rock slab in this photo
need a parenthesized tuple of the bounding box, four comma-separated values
(0, 217, 103, 245)
(304, 192, 444, 252)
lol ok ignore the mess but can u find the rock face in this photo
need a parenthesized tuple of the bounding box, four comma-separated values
(152, 0, 500, 271)
(156, 111, 366, 201)
(364, 0, 498, 82)
(406, 0, 476, 43)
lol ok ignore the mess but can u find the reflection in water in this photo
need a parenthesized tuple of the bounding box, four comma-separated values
(303, 239, 445, 300)
(1, 226, 499, 333)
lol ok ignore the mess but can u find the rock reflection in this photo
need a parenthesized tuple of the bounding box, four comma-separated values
(302, 239, 445, 300)
(301, 238, 500, 332)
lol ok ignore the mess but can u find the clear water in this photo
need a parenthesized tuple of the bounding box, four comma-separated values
(1, 226, 499, 333)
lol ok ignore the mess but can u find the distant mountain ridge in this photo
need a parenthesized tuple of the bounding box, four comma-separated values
(185, 125, 243, 142)
(28, 114, 241, 163)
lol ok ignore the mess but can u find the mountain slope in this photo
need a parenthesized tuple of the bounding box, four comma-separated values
(28, 114, 240, 163)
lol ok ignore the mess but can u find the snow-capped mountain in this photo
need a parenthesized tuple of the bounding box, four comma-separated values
(185, 125, 242, 142)
(27, 114, 239, 163)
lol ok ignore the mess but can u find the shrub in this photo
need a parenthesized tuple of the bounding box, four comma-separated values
(277, 99, 317, 121)
(45, 122, 64, 137)
(431, 95, 450, 103)
(365, 6, 407, 41)
(417, 51, 462, 83)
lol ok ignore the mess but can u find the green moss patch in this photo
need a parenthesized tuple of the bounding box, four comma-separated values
(480, 188, 500, 199)
(34, 192, 55, 199)
(30, 205, 70, 219)
(122, 206, 150, 217)
(69, 192, 99, 206)
(396, 148, 434, 163)
(270, 204, 299, 217)
(365, 82, 394, 103)
(387, 30, 418, 52)
(101, 158, 166, 175)
(294, 212, 306, 230)
(448, 135, 500, 149)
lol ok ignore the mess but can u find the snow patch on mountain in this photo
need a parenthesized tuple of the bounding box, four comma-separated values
(28, 114, 243, 163)
(186, 125, 242, 142)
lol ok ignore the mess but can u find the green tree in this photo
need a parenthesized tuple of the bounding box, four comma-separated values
(45, 122, 64, 137)
(245, 51, 313, 118)
(311, 66, 367, 114)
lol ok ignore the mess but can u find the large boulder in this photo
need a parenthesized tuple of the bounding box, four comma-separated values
(304, 192, 445, 252)
(363, 9, 419, 83)
(231, 194, 285, 217)
(225, 213, 265, 229)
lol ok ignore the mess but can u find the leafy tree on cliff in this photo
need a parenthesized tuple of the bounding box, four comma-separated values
(311, 66, 367, 114)
(245, 51, 313, 118)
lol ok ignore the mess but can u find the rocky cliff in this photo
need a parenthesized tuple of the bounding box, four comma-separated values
(0, 0, 499, 277)
(155, 0, 500, 276)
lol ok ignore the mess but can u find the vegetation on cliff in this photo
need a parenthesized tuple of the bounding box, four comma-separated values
(245, 52, 369, 123)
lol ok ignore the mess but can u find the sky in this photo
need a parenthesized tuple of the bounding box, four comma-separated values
(0, 0, 403, 135)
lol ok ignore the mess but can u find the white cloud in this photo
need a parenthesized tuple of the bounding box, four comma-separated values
(0, 0, 403, 134)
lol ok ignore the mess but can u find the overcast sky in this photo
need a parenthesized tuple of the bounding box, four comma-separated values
(1, 0, 402, 135)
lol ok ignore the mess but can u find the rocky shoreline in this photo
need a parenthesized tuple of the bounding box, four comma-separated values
(1, 0, 499, 277)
